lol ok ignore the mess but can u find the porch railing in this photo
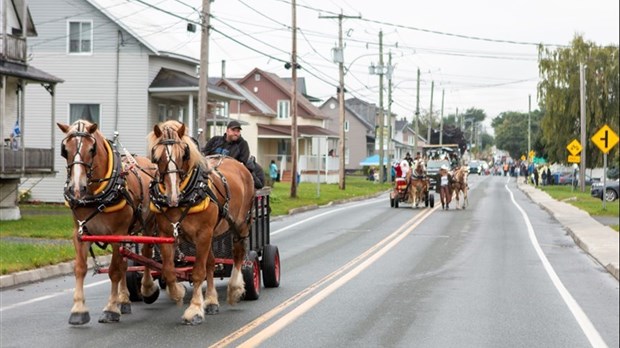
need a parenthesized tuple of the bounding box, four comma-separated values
(0, 148, 55, 177)
(0, 34, 27, 63)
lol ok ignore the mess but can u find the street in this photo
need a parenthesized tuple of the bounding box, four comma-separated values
(1, 175, 618, 348)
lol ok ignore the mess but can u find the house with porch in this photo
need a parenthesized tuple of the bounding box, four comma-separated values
(1, 0, 63, 219)
(214, 67, 339, 183)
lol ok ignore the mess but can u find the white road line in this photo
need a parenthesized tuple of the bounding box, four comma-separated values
(0, 280, 109, 312)
(271, 198, 383, 236)
(505, 181, 608, 348)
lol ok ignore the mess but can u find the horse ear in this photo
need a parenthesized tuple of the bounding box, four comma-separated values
(153, 124, 162, 138)
(177, 124, 186, 138)
(87, 123, 98, 133)
(57, 122, 70, 133)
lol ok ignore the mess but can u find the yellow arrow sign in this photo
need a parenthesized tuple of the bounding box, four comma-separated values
(591, 124, 619, 154)
(566, 139, 582, 156)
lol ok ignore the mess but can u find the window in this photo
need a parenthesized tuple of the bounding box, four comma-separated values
(70, 104, 100, 124)
(158, 105, 167, 123)
(344, 120, 350, 132)
(68, 21, 92, 54)
(215, 101, 229, 118)
(277, 100, 290, 119)
(254, 73, 261, 81)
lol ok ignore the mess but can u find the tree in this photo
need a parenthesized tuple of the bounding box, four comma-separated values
(538, 35, 619, 166)
(493, 110, 543, 160)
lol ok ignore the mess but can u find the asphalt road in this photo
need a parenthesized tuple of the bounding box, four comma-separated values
(1, 175, 618, 348)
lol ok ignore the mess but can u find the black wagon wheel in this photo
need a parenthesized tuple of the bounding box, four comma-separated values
(429, 193, 435, 208)
(126, 259, 143, 302)
(262, 244, 281, 288)
(390, 197, 395, 208)
(242, 250, 261, 301)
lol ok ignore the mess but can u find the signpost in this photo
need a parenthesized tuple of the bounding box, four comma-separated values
(590, 125, 619, 210)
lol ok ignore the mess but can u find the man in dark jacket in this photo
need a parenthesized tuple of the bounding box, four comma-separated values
(202, 120, 250, 163)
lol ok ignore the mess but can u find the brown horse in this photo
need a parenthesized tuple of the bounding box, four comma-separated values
(58, 120, 158, 325)
(451, 165, 469, 209)
(408, 159, 428, 207)
(147, 120, 255, 325)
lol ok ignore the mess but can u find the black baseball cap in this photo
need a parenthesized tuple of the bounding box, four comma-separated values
(227, 120, 242, 130)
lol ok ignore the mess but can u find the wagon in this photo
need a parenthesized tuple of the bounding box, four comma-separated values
(79, 187, 280, 302)
(389, 177, 435, 208)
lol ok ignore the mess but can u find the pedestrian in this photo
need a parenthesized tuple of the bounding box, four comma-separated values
(541, 166, 547, 186)
(269, 160, 278, 185)
(533, 166, 539, 187)
(546, 167, 552, 185)
(439, 164, 452, 209)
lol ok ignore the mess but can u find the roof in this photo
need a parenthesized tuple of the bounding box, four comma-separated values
(0, 61, 63, 84)
(148, 68, 244, 101)
(216, 78, 276, 116)
(257, 124, 338, 138)
(86, 0, 200, 64)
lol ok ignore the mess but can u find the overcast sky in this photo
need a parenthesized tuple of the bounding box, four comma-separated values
(143, 0, 619, 131)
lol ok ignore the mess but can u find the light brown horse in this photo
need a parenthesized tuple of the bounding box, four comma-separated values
(408, 159, 428, 207)
(58, 120, 158, 325)
(451, 165, 469, 209)
(147, 120, 255, 325)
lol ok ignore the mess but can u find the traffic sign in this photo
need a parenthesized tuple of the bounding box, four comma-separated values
(566, 139, 582, 156)
(591, 124, 619, 154)
(568, 155, 581, 163)
(520, 155, 525, 161)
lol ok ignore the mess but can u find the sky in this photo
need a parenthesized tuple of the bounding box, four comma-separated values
(123, 0, 619, 132)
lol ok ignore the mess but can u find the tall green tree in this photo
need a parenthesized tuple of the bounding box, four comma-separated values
(492, 110, 543, 160)
(538, 35, 619, 166)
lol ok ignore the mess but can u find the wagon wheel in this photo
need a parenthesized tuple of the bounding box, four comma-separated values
(126, 259, 143, 302)
(390, 197, 395, 208)
(242, 251, 261, 301)
(429, 193, 435, 208)
(424, 191, 429, 207)
(262, 244, 281, 288)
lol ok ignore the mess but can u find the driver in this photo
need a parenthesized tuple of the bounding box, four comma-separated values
(202, 120, 250, 163)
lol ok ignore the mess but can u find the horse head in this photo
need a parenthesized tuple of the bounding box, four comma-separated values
(147, 120, 205, 207)
(57, 120, 106, 200)
(413, 159, 426, 177)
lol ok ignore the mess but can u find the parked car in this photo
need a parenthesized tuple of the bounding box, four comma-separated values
(591, 179, 619, 201)
(468, 160, 482, 175)
(553, 172, 593, 186)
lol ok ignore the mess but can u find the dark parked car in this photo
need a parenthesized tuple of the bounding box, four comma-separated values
(591, 179, 619, 202)
(553, 172, 593, 186)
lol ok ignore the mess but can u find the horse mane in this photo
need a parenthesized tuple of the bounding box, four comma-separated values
(147, 120, 206, 171)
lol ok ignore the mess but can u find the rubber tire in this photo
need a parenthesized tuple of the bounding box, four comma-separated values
(606, 188, 618, 202)
(242, 251, 260, 301)
(394, 198, 399, 208)
(429, 194, 435, 208)
(424, 192, 429, 207)
(262, 244, 280, 288)
(390, 197, 395, 208)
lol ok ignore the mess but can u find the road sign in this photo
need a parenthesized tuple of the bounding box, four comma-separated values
(591, 124, 619, 154)
(566, 139, 582, 156)
(520, 155, 525, 161)
(568, 155, 581, 163)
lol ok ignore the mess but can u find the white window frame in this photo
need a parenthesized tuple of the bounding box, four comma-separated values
(67, 20, 93, 55)
(277, 100, 290, 119)
(215, 101, 229, 118)
(69, 103, 101, 125)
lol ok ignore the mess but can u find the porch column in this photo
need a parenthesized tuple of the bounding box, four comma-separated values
(187, 94, 194, 136)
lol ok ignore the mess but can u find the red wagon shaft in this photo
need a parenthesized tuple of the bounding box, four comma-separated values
(78, 235, 175, 244)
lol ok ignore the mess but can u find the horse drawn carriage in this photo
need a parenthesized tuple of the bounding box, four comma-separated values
(58, 120, 280, 326)
(390, 159, 435, 208)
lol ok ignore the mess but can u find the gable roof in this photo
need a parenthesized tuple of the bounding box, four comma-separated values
(148, 68, 244, 101)
(240, 68, 327, 120)
(320, 96, 374, 131)
(216, 78, 276, 116)
(86, 0, 200, 64)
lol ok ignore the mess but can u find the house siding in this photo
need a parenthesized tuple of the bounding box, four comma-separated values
(25, 0, 151, 202)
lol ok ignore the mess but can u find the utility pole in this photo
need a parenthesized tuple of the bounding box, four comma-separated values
(387, 51, 393, 183)
(378, 30, 385, 183)
(579, 62, 587, 192)
(319, 11, 360, 190)
(290, 0, 298, 198)
(427, 80, 434, 144)
(528, 94, 531, 166)
(414, 68, 420, 157)
(439, 89, 444, 145)
(198, 0, 211, 141)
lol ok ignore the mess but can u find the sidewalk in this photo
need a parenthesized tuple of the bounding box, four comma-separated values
(517, 182, 619, 280)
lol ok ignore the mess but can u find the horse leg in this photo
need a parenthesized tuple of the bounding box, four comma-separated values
(204, 250, 219, 315)
(69, 234, 90, 325)
(160, 242, 185, 306)
(227, 239, 246, 305)
(99, 245, 123, 323)
(140, 243, 160, 304)
(182, 235, 211, 326)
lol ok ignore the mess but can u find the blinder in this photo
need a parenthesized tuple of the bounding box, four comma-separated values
(61, 131, 97, 159)
(151, 139, 189, 164)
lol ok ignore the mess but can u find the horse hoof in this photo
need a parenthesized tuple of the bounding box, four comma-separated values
(98, 311, 121, 323)
(205, 304, 220, 315)
(68, 312, 90, 325)
(143, 287, 160, 304)
(119, 303, 132, 314)
(183, 314, 203, 326)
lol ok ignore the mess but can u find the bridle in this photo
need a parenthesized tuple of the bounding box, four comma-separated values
(61, 125, 98, 181)
(151, 128, 190, 187)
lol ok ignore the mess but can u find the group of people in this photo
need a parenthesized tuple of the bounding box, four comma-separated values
(202, 120, 279, 189)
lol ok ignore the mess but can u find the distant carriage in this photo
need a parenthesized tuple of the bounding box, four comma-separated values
(390, 159, 434, 209)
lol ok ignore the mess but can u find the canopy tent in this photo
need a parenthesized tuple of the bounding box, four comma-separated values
(359, 154, 390, 166)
